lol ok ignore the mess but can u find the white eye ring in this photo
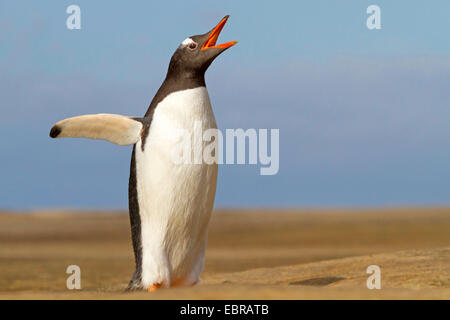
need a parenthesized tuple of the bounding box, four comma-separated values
(181, 38, 195, 47)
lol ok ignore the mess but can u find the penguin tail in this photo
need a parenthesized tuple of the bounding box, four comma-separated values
(49, 113, 145, 146)
(123, 271, 144, 292)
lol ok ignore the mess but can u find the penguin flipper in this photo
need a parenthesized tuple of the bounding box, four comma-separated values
(49, 113, 143, 146)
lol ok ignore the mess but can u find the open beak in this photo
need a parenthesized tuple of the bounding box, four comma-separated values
(201, 15, 237, 50)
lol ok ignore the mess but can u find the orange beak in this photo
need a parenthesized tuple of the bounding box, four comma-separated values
(201, 16, 237, 50)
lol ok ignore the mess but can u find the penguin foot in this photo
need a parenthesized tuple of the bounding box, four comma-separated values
(148, 283, 162, 292)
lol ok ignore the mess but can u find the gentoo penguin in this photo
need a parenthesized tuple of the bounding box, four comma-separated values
(49, 16, 237, 291)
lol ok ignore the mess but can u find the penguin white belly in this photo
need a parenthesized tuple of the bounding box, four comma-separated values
(134, 87, 218, 288)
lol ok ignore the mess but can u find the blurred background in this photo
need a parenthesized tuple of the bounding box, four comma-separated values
(1, 0, 450, 300)
(1, 0, 449, 210)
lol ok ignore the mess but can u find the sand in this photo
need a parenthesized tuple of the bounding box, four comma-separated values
(0, 208, 449, 299)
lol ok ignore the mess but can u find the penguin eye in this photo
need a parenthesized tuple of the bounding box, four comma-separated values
(188, 42, 197, 50)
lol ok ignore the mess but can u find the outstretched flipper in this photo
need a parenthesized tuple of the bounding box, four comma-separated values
(49, 114, 144, 146)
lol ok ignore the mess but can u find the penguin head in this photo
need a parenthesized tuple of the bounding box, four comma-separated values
(167, 15, 237, 77)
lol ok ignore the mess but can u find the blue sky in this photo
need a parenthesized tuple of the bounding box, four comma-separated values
(1, 1, 449, 209)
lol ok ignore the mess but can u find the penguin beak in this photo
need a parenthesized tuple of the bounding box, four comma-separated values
(201, 15, 237, 50)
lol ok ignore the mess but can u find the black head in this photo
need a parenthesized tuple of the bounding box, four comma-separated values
(166, 16, 237, 79)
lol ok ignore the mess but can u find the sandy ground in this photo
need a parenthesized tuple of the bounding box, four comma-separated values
(0, 208, 449, 299)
